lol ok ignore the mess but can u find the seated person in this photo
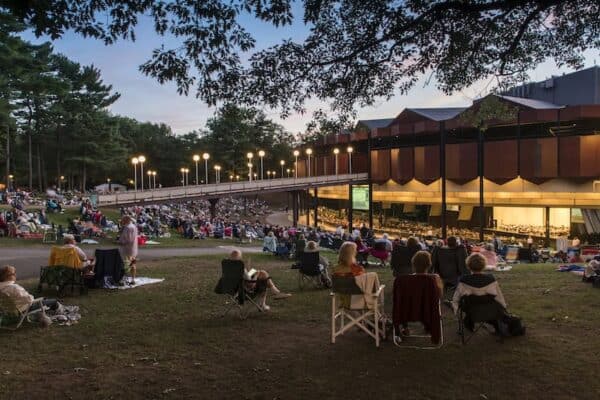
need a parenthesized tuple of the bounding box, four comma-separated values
(0, 265, 59, 314)
(61, 234, 95, 274)
(479, 243, 498, 269)
(451, 253, 507, 333)
(304, 241, 332, 284)
(354, 237, 370, 265)
(262, 231, 277, 253)
(228, 250, 291, 311)
(391, 236, 421, 276)
(333, 242, 366, 277)
(398, 251, 444, 336)
(295, 234, 307, 258)
(583, 259, 600, 282)
(432, 235, 468, 287)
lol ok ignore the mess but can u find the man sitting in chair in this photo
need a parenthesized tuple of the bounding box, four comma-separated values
(0, 265, 58, 313)
(451, 253, 507, 333)
(61, 234, 95, 274)
(227, 250, 291, 311)
(304, 240, 332, 285)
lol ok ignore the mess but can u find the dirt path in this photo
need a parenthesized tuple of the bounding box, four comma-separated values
(5, 245, 264, 280)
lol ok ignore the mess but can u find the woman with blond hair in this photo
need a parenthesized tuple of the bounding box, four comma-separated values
(333, 241, 366, 277)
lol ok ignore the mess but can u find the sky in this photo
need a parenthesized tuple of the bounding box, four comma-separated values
(20, 6, 599, 136)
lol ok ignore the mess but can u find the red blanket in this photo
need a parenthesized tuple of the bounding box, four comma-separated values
(392, 274, 442, 344)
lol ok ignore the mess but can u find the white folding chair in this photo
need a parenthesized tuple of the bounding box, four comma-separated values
(0, 292, 46, 331)
(330, 275, 386, 347)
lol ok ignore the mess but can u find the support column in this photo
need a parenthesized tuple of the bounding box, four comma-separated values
(478, 129, 485, 242)
(545, 206, 551, 247)
(292, 191, 299, 227)
(306, 190, 310, 226)
(367, 129, 373, 229)
(313, 188, 319, 228)
(209, 198, 218, 221)
(440, 121, 447, 239)
(348, 184, 354, 232)
(368, 183, 373, 229)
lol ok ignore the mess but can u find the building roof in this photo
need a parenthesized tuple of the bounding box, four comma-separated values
(406, 107, 468, 121)
(495, 95, 563, 110)
(355, 118, 395, 130)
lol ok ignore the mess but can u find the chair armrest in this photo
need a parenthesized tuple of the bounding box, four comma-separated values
(372, 284, 385, 298)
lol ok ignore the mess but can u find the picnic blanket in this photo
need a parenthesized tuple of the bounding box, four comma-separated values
(556, 264, 585, 276)
(45, 304, 81, 326)
(103, 277, 164, 290)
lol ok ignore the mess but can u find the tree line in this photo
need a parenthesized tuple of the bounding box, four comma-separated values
(0, 12, 294, 191)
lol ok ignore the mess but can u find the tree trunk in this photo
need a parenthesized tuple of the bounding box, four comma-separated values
(82, 158, 87, 192)
(28, 131, 33, 191)
(56, 127, 61, 187)
(4, 125, 9, 188)
(37, 142, 42, 191)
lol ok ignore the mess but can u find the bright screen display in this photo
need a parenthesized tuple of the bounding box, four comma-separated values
(352, 185, 370, 210)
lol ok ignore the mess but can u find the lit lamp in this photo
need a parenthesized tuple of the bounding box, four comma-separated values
(193, 154, 200, 185)
(293, 150, 300, 178)
(306, 148, 313, 177)
(280, 160, 285, 178)
(272, 171, 276, 179)
(138, 155, 146, 190)
(59, 175, 65, 191)
(229, 174, 234, 182)
(235, 175, 240, 181)
(8, 174, 13, 191)
(258, 150, 265, 180)
(180, 168, 185, 186)
(147, 170, 152, 189)
(214, 165, 221, 184)
(347, 146, 354, 174)
(107, 178, 111, 192)
(203, 153, 210, 184)
(184, 168, 190, 185)
(267, 171, 271, 179)
(333, 148, 340, 175)
(247, 152, 254, 182)
(131, 157, 139, 191)
(152, 171, 157, 189)
(286, 168, 291, 178)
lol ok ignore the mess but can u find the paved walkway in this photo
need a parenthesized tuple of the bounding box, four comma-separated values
(6, 245, 264, 280)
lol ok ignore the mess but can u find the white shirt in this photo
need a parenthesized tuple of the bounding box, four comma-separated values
(0, 281, 34, 312)
(119, 222, 139, 258)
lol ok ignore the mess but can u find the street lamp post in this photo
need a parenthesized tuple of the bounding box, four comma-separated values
(185, 168, 190, 186)
(229, 174, 234, 182)
(272, 171, 276, 179)
(152, 171, 157, 189)
(280, 160, 285, 178)
(214, 165, 221, 184)
(247, 163, 253, 182)
(347, 146, 353, 174)
(138, 155, 146, 190)
(180, 168, 185, 186)
(107, 178, 111, 192)
(267, 171, 271, 180)
(131, 157, 139, 191)
(258, 150, 265, 180)
(293, 150, 299, 178)
(333, 148, 339, 175)
(59, 175, 65, 191)
(147, 171, 152, 189)
(286, 168, 291, 178)
(306, 148, 313, 177)
(203, 153, 210, 184)
(193, 154, 200, 185)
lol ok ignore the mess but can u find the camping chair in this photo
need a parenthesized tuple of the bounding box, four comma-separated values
(370, 241, 390, 268)
(432, 247, 467, 304)
(42, 227, 57, 243)
(457, 294, 505, 345)
(0, 292, 45, 331)
(93, 249, 125, 287)
(332, 238, 344, 251)
(392, 274, 444, 350)
(518, 247, 532, 263)
(214, 259, 264, 319)
(298, 251, 326, 290)
(38, 246, 87, 295)
(330, 274, 386, 347)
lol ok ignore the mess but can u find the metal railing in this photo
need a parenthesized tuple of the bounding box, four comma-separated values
(97, 173, 368, 206)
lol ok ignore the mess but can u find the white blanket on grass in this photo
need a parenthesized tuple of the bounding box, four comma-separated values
(104, 277, 164, 290)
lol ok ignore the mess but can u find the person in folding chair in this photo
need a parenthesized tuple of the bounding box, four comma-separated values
(300, 241, 332, 288)
(0, 265, 56, 328)
(392, 251, 444, 348)
(432, 236, 468, 303)
(229, 250, 291, 311)
(452, 253, 507, 338)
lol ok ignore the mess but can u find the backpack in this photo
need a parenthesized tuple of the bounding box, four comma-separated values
(499, 314, 526, 337)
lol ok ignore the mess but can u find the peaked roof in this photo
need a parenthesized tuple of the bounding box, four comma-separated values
(495, 95, 563, 109)
(406, 107, 468, 121)
(355, 118, 395, 130)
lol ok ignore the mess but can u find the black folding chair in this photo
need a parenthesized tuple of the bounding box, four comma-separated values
(298, 252, 328, 290)
(214, 259, 264, 319)
(94, 248, 125, 287)
(457, 294, 505, 345)
(432, 247, 467, 305)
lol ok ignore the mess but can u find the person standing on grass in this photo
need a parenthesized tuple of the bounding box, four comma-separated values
(118, 215, 138, 284)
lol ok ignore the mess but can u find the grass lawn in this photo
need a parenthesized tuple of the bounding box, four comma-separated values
(1, 255, 598, 400)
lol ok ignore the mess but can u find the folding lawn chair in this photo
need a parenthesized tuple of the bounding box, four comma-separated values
(298, 251, 327, 290)
(432, 247, 467, 305)
(38, 246, 87, 295)
(330, 274, 386, 347)
(457, 294, 505, 345)
(215, 259, 264, 319)
(0, 292, 46, 331)
(93, 248, 126, 287)
(392, 274, 444, 349)
(370, 241, 389, 267)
